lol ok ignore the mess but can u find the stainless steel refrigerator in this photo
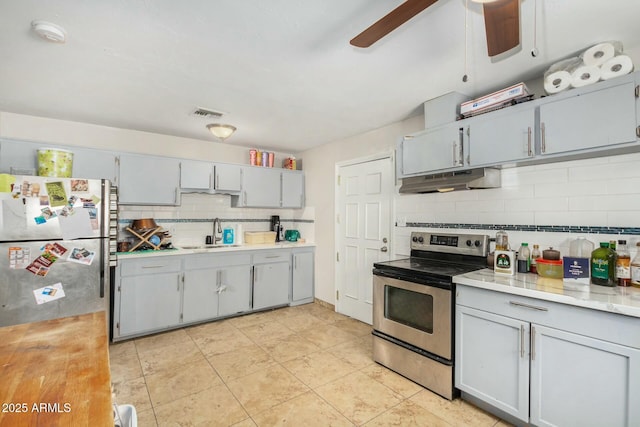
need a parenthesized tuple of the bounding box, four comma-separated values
(0, 175, 116, 327)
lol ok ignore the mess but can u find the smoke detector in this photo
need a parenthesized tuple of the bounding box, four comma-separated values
(31, 20, 67, 43)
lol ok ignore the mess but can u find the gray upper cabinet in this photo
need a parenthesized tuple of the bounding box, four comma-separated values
(213, 163, 242, 193)
(539, 78, 638, 157)
(281, 171, 304, 208)
(399, 122, 463, 177)
(399, 71, 640, 176)
(233, 166, 281, 208)
(118, 154, 181, 205)
(180, 161, 242, 194)
(0, 139, 117, 182)
(180, 159, 212, 190)
(466, 104, 536, 167)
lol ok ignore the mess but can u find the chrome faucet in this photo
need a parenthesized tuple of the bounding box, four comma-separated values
(212, 218, 222, 245)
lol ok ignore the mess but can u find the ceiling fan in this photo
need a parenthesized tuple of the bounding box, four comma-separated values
(350, 0, 520, 57)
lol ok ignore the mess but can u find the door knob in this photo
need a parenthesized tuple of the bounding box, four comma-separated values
(380, 246, 388, 252)
(382, 237, 388, 243)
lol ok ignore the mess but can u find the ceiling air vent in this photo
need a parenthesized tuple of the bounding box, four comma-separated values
(191, 107, 225, 119)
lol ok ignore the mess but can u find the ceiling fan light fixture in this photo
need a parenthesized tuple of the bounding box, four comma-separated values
(207, 123, 236, 141)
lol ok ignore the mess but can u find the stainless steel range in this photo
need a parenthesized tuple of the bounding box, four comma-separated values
(372, 231, 489, 400)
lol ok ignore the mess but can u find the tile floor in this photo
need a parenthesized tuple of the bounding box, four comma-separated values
(109, 302, 509, 426)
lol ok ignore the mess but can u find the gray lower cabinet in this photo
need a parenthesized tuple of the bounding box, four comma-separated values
(455, 284, 640, 426)
(114, 257, 183, 339)
(183, 253, 252, 323)
(291, 248, 314, 305)
(252, 251, 290, 310)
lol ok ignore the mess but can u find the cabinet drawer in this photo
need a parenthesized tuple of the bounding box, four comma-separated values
(119, 257, 182, 276)
(252, 251, 291, 264)
(456, 284, 640, 348)
(184, 253, 251, 270)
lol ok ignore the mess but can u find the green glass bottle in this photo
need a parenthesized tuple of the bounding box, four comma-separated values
(591, 242, 616, 286)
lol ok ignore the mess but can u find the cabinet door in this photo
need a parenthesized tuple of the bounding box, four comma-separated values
(400, 123, 464, 176)
(118, 154, 180, 205)
(292, 250, 314, 302)
(467, 105, 535, 167)
(530, 324, 640, 427)
(281, 171, 304, 208)
(214, 163, 242, 192)
(0, 139, 39, 173)
(72, 148, 118, 182)
(181, 160, 213, 190)
(253, 262, 290, 310)
(118, 273, 182, 336)
(183, 269, 219, 323)
(539, 81, 637, 156)
(238, 167, 281, 207)
(218, 266, 251, 316)
(455, 305, 530, 423)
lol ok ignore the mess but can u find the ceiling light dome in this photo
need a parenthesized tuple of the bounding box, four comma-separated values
(207, 124, 236, 141)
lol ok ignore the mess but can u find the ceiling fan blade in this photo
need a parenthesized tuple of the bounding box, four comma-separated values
(483, 0, 520, 57)
(350, 0, 438, 48)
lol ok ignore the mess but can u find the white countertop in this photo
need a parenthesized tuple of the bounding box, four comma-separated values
(117, 241, 316, 259)
(454, 269, 640, 319)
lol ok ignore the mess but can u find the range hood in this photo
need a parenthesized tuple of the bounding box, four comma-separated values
(399, 168, 501, 194)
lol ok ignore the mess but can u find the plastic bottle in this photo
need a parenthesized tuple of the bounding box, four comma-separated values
(591, 242, 616, 286)
(530, 244, 541, 274)
(569, 237, 594, 258)
(616, 240, 631, 287)
(496, 230, 509, 251)
(517, 243, 530, 273)
(631, 242, 640, 288)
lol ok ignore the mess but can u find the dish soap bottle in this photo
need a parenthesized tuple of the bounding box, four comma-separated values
(223, 227, 234, 245)
(591, 242, 616, 286)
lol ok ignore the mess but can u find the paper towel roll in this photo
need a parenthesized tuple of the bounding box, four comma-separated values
(544, 70, 572, 94)
(582, 42, 617, 67)
(570, 65, 601, 88)
(600, 55, 634, 80)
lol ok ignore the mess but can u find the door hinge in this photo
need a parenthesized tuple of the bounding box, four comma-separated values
(336, 213, 340, 224)
(336, 290, 339, 300)
(635, 85, 639, 98)
(337, 175, 341, 185)
(116, 322, 120, 330)
(180, 313, 183, 322)
(636, 126, 640, 138)
(336, 252, 340, 262)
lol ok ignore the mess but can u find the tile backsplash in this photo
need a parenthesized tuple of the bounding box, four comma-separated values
(393, 152, 640, 258)
(118, 193, 314, 247)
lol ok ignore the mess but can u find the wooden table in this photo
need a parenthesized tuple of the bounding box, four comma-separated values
(0, 311, 114, 426)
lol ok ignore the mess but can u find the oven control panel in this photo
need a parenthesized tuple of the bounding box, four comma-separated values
(410, 232, 489, 257)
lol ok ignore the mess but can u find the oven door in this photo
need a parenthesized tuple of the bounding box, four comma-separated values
(373, 275, 452, 360)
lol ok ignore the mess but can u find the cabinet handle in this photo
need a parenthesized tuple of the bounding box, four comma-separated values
(452, 140, 457, 166)
(177, 274, 181, 291)
(215, 174, 219, 189)
(243, 191, 247, 205)
(531, 326, 537, 361)
(216, 270, 222, 286)
(509, 301, 548, 311)
(520, 325, 525, 358)
(250, 266, 255, 308)
(294, 255, 297, 270)
(142, 265, 165, 269)
(265, 255, 280, 259)
(541, 122, 546, 153)
(527, 127, 533, 156)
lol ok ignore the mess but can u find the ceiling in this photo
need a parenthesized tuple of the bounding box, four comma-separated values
(1, 1, 639, 153)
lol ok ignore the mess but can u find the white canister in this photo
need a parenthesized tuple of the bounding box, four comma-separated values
(494, 250, 516, 275)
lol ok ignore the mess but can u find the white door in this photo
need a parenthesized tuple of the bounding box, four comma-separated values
(336, 156, 393, 324)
